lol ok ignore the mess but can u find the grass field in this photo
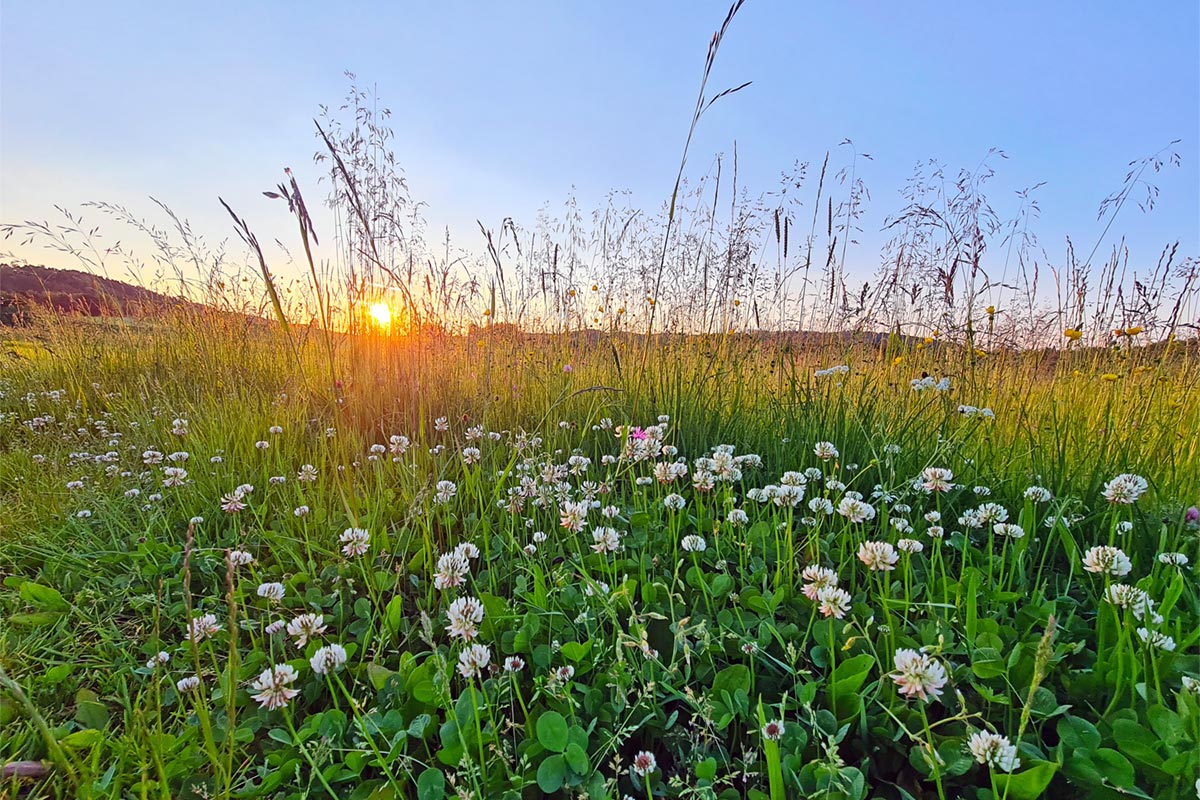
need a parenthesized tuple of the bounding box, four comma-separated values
(0, 309, 1197, 799)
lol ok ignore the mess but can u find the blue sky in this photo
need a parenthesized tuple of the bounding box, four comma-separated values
(2, 1, 1197, 285)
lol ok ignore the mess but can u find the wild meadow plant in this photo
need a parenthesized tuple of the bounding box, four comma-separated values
(0, 350, 1197, 798)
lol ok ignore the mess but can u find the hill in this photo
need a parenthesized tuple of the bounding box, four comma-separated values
(0, 263, 187, 323)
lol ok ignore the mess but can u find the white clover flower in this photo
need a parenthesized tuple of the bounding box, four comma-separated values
(890, 648, 948, 702)
(339, 528, 370, 557)
(297, 464, 318, 482)
(255, 440, 269, 450)
(1136, 628, 1176, 651)
(837, 496, 876, 524)
(591, 527, 622, 554)
(186, 613, 221, 643)
(1103, 473, 1149, 505)
(1024, 486, 1052, 503)
(434, 416, 449, 431)
(250, 664, 299, 710)
(858, 541, 899, 571)
(967, 731, 1020, 772)
(310, 643, 348, 674)
(681, 534, 706, 553)
(1082, 545, 1132, 577)
(286, 613, 327, 647)
(1158, 552, 1189, 566)
(631, 751, 657, 777)
(813, 441, 839, 461)
(663, 493, 686, 511)
(504, 656, 525, 672)
(897, 538, 924, 554)
(728, 508, 749, 526)
(457, 644, 491, 678)
(815, 586, 851, 619)
(434, 480, 458, 504)
(176, 675, 200, 693)
(257, 582, 285, 602)
(293, 505, 310, 517)
(993, 523, 1025, 539)
(446, 597, 485, 641)
(434, 552, 470, 590)
(264, 620, 286, 636)
(146, 651, 170, 669)
(920, 467, 954, 493)
(228, 549, 253, 567)
(462, 447, 482, 465)
(761, 720, 785, 741)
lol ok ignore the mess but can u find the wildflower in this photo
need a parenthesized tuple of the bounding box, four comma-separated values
(434, 552, 470, 589)
(176, 676, 200, 693)
(186, 614, 221, 643)
(286, 613, 327, 647)
(294, 505, 310, 517)
(1186, 506, 1200, 526)
(310, 644, 348, 674)
(269, 425, 283, 434)
(1082, 545, 1132, 577)
(800, 566, 838, 601)
(265, 620, 285, 636)
(663, 493, 686, 511)
(815, 586, 852, 619)
(1158, 552, 1189, 566)
(255, 440, 269, 450)
(504, 656, 525, 672)
(76, 509, 92, 518)
(728, 508, 749, 526)
(172, 418, 188, 436)
(434, 416, 449, 431)
(681, 534, 706, 553)
(221, 493, 247, 513)
(920, 467, 954, 493)
(434, 480, 458, 504)
(837, 497, 876, 523)
(228, 550, 253, 567)
(1064, 328, 1082, 341)
(256, 582, 285, 602)
(146, 651, 170, 669)
(631, 751, 657, 777)
(250, 664, 300, 710)
(813, 441, 839, 461)
(967, 731, 1021, 772)
(462, 447, 482, 465)
(457, 644, 492, 678)
(297, 464, 318, 482)
(339, 528, 370, 557)
(591, 527, 622, 554)
(890, 648, 948, 702)
(897, 538, 924, 553)
(993, 523, 1025, 539)
(1102, 473, 1149, 504)
(446, 596, 485, 641)
(761, 720, 785, 741)
(1024, 486, 1052, 503)
(1137, 628, 1176, 651)
(857, 541, 899, 571)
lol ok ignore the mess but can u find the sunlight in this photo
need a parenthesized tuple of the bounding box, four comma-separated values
(368, 302, 392, 329)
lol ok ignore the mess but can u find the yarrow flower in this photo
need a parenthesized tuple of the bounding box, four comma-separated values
(250, 664, 300, 710)
(310, 644, 348, 674)
(967, 731, 1021, 772)
(339, 528, 370, 557)
(890, 648, 948, 702)
(857, 541, 899, 571)
(1082, 545, 1132, 577)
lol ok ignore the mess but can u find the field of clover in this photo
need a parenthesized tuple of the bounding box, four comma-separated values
(1, 377, 1198, 800)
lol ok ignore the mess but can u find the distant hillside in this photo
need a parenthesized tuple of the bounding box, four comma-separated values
(0, 264, 187, 323)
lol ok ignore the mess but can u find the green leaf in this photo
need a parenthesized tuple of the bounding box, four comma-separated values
(416, 767, 446, 800)
(537, 754, 567, 793)
(1091, 748, 1135, 788)
(60, 729, 103, 749)
(561, 641, 592, 662)
(536, 711, 569, 753)
(564, 742, 589, 774)
(712, 664, 751, 697)
(830, 653, 875, 695)
(695, 757, 717, 782)
(971, 647, 1006, 679)
(995, 760, 1059, 800)
(384, 595, 404, 636)
(20, 582, 69, 612)
(1056, 715, 1100, 751)
(8, 611, 64, 627)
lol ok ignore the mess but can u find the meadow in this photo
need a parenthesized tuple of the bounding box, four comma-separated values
(1, 6, 1198, 794)
(0, 308, 1198, 799)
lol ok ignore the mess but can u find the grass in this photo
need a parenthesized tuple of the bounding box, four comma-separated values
(0, 312, 1197, 799)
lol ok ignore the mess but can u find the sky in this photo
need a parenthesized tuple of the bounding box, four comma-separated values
(2, 1, 1198, 290)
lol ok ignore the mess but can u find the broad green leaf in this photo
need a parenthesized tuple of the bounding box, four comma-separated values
(536, 711, 569, 753)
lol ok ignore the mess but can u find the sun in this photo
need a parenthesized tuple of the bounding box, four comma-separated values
(368, 302, 392, 328)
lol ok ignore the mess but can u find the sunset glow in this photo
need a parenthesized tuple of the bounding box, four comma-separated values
(368, 302, 392, 328)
